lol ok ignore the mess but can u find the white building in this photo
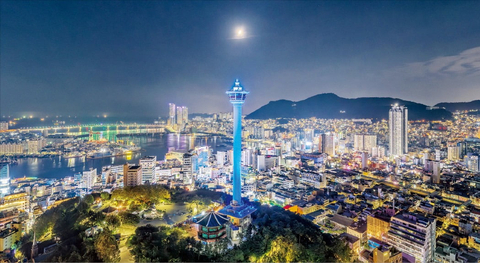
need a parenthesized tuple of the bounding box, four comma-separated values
(387, 212, 436, 263)
(389, 105, 408, 156)
(256, 155, 279, 172)
(82, 168, 97, 190)
(216, 151, 227, 167)
(0, 163, 10, 197)
(241, 148, 253, 166)
(354, 134, 377, 154)
(139, 156, 157, 183)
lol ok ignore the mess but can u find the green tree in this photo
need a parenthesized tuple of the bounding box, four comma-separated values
(218, 205, 344, 263)
(94, 231, 120, 262)
(118, 212, 140, 226)
(100, 192, 111, 201)
(105, 215, 121, 230)
(84, 194, 94, 205)
(128, 225, 203, 262)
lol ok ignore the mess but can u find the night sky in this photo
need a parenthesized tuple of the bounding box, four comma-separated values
(1, 1, 480, 118)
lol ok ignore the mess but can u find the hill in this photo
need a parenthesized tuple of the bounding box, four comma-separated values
(246, 93, 452, 120)
(435, 100, 480, 112)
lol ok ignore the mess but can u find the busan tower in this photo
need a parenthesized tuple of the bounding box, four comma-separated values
(219, 79, 256, 242)
(227, 79, 248, 205)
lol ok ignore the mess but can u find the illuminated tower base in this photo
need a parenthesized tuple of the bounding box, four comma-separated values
(219, 203, 256, 242)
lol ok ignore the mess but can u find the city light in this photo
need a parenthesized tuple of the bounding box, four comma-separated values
(2, 1, 480, 263)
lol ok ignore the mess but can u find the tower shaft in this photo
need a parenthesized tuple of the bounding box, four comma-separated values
(232, 103, 242, 205)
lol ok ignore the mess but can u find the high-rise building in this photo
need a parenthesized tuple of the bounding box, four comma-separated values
(354, 134, 377, 153)
(139, 156, 157, 184)
(241, 148, 253, 166)
(467, 155, 479, 173)
(387, 212, 436, 263)
(320, 133, 336, 156)
(123, 164, 142, 187)
(101, 168, 112, 185)
(182, 106, 188, 124)
(169, 103, 176, 126)
(27, 139, 46, 154)
(354, 134, 364, 152)
(432, 161, 441, 184)
(389, 105, 408, 156)
(216, 151, 227, 167)
(361, 152, 368, 169)
(219, 79, 256, 243)
(195, 146, 210, 168)
(367, 210, 392, 240)
(176, 106, 183, 125)
(182, 153, 194, 184)
(82, 168, 97, 190)
(364, 135, 377, 154)
(0, 163, 10, 197)
(0, 122, 8, 131)
(447, 145, 460, 161)
(435, 149, 441, 161)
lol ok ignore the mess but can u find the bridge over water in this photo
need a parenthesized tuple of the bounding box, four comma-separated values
(14, 124, 166, 141)
(15, 124, 233, 142)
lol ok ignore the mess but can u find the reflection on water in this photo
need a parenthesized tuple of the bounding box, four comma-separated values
(9, 134, 228, 179)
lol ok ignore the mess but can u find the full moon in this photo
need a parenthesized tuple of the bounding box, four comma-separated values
(234, 27, 246, 39)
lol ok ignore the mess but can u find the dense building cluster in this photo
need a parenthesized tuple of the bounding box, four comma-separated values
(1, 102, 480, 262)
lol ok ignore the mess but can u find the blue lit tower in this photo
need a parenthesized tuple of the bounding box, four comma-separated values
(226, 79, 249, 205)
(219, 79, 256, 243)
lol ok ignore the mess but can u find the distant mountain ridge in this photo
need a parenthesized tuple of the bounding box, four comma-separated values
(246, 93, 454, 120)
(434, 100, 480, 112)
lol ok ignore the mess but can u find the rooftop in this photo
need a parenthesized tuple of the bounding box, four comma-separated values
(195, 211, 229, 228)
(218, 203, 256, 219)
(393, 212, 434, 226)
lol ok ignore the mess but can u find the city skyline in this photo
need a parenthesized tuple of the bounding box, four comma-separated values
(3, 1, 480, 263)
(2, 1, 480, 117)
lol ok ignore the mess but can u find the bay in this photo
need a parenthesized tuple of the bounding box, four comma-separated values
(8, 134, 228, 180)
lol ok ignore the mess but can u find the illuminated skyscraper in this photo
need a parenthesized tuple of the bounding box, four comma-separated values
(219, 79, 256, 243)
(169, 103, 176, 126)
(0, 163, 10, 196)
(182, 106, 188, 124)
(176, 106, 183, 125)
(389, 105, 408, 156)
